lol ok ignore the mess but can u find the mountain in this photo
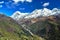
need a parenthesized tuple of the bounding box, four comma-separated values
(10, 8, 60, 40)
(11, 11, 29, 20)
(0, 14, 45, 40)
(19, 14, 60, 40)
(2, 8, 60, 40)
(0, 12, 60, 40)
(11, 8, 60, 20)
(25, 8, 60, 19)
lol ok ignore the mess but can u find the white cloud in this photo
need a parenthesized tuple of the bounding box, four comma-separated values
(26, 0, 32, 2)
(13, 0, 25, 3)
(43, 2, 49, 7)
(0, 1, 4, 8)
(0, 5, 3, 8)
(13, 0, 32, 3)
(0, 1, 4, 4)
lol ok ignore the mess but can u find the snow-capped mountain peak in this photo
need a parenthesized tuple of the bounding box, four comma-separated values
(25, 8, 52, 19)
(11, 8, 60, 20)
(11, 11, 29, 20)
(42, 8, 52, 16)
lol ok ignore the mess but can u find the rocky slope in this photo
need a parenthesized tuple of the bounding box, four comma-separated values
(25, 15, 60, 40)
(0, 13, 60, 40)
(13, 14, 60, 40)
(1, 8, 60, 40)
(10, 8, 60, 40)
(0, 14, 45, 40)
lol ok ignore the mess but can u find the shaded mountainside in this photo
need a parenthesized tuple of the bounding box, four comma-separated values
(17, 14, 60, 40)
(0, 14, 44, 40)
(0, 14, 60, 40)
(27, 15, 60, 40)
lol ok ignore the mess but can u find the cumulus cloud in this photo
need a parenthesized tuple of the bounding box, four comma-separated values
(0, 1, 4, 8)
(13, 0, 32, 3)
(0, 1, 4, 4)
(0, 5, 3, 8)
(13, 0, 24, 3)
(43, 2, 49, 7)
(26, 0, 32, 2)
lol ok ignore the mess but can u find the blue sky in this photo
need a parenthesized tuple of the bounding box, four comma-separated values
(0, 0, 60, 16)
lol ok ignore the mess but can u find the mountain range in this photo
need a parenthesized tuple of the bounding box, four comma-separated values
(0, 8, 60, 40)
(0, 14, 44, 40)
(11, 8, 60, 40)
(11, 8, 60, 20)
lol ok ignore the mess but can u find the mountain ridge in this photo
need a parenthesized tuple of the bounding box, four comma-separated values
(0, 13, 60, 40)
(11, 11, 60, 40)
(11, 8, 60, 20)
(0, 14, 45, 40)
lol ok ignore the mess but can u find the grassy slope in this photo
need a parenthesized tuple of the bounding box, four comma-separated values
(0, 14, 45, 40)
